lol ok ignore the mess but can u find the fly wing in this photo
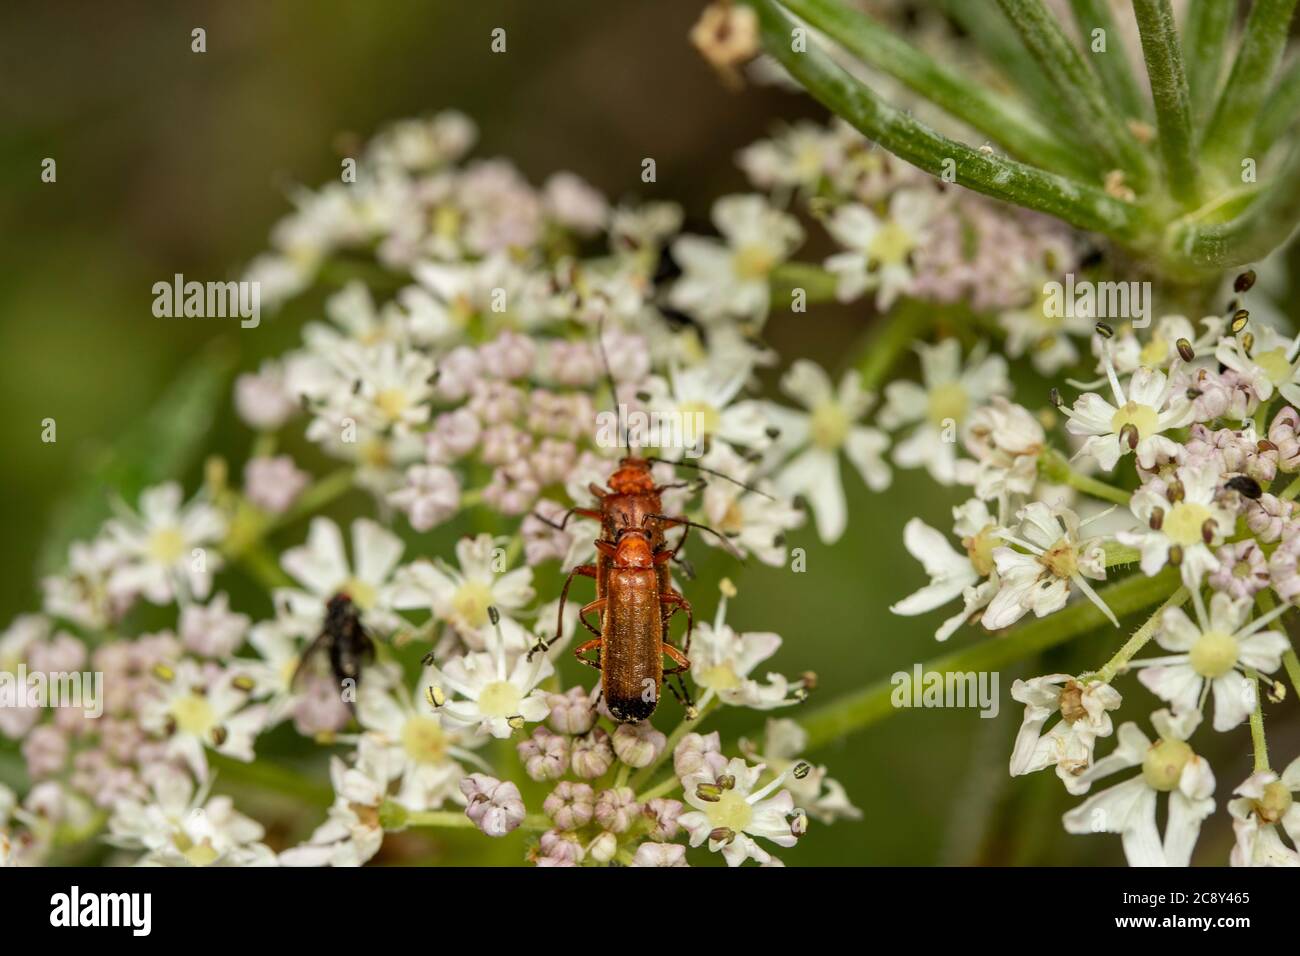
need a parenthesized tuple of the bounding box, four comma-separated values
(290, 630, 331, 689)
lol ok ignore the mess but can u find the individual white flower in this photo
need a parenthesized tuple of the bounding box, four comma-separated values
(689, 589, 805, 711)
(737, 120, 846, 193)
(890, 499, 1000, 641)
(1215, 323, 1300, 405)
(1062, 358, 1193, 472)
(668, 194, 803, 324)
(957, 397, 1046, 502)
(366, 110, 477, 171)
(423, 616, 553, 739)
(698, 445, 804, 566)
(106, 765, 275, 867)
(279, 517, 405, 632)
(823, 190, 936, 308)
(1062, 709, 1214, 867)
(343, 342, 437, 435)
(645, 353, 772, 455)
(679, 757, 801, 866)
(763, 360, 890, 543)
(1133, 590, 1289, 732)
(1009, 675, 1122, 794)
(280, 736, 397, 867)
(878, 339, 1009, 484)
(741, 719, 860, 824)
(387, 464, 461, 532)
(1117, 465, 1236, 588)
(984, 502, 1114, 629)
(41, 537, 129, 631)
(355, 673, 488, 812)
(138, 660, 269, 781)
(104, 482, 226, 605)
(1228, 758, 1300, 866)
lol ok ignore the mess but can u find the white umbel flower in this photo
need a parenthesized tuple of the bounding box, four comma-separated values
(1134, 589, 1289, 732)
(279, 517, 405, 632)
(679, 757, 801, 866)
(1062, 358, 1193, 471)
(1117, 464, 1235, 588)
(1009, 674, 1121, 794)
(1063, 709, 1215, 867)
(104, 483, 225, 605)
(1228, 758, 1300, 867)
(823, 190, 935, 308)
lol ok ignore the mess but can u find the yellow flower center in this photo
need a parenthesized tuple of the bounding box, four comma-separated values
(809, 402, 850, 450)
(477, 680, 522, 718)
(171, 693, 215, 736)
(1142, 738, 1193, 792)
(963, 525, 999, 578)
(733, 244, 776, 280)
(173, 831, 220, 866)
(343, 576, 378, 612)
(452, 580, 493, 629)
(926, 381, 969, 427)
(401, 715, 449, 765)
(1139, 336, 1168, 367)
(678, 400, 722, 437)
(1163, 502, 1213, 547)
(359, 438, 391, 468)
(1256, 780, 1294, 825)
(1109, 401, 1159, 442)
(374, 388, 411, 422)
(1189, 630, 1239, 679)
(697, 663, 741, 691)
(1040, 541, 1078, 579)
(148, 526, 187, 565)
(1256, 347, 1294, 386)
(707, 790, 754, 833)
(868, 221, 915, 267)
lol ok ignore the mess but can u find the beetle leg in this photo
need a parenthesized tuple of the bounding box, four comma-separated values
(659, 590, 694, 656)
(529, 506, 601, 532)
(573, 639, 602, 671)
(528, 563, 596, 661)
(662, 641, 690, 675)
(579, 599, 605, 639)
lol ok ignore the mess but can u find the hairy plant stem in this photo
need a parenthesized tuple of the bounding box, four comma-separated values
(1070, 0, 1148, 121)
(1254, 54, 1300, 155)
(778, 0, 1092, 176)
(1093, 585, 1187, 682)
(1248, 672, 1270, 772)
(1039, 449, 1132, 505)
(994, 0, 1152, 186)
(749, 0, 1144, 238)
(1132, 0, 1200, 204)
(1182, 0, 1235, 125)
(792, 568, 1181, 751)
(1169, 135, 1300, 267)
(1203, 0, 1300, 170)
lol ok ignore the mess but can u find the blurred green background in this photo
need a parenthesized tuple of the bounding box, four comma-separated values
(1, 0, 1290, 866)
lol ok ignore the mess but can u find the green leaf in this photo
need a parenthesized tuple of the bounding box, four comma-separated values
(37, 342, 236, 577)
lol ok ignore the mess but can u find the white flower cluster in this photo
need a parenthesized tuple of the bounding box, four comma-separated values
(886, 265, 1300, 865)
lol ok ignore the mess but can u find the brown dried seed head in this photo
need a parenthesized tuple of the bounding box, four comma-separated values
(1059, 681, 1087, 725)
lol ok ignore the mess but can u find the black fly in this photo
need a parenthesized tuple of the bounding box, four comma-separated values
(293, 593, 375, 706)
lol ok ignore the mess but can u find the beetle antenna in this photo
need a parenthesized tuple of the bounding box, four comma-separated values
(645, 513, 746, 560)
(596, 318, 627, 453)
(645, 457, 774, 500)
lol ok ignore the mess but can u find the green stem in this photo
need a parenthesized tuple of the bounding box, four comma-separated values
(1103, 542, 1142, 567)
(794, 568, 1181, 751)
(749, 0, 1145, 238)
(1281, 474, 1300, 501)
(769, 262, 839, 308)
(1094, 586, 1187, 682)
(209, 753, 334, 806)
(1253, 54, 1300, 155)
(1183, 0, 1235, 125)
(1070, 0, 1148, 120)
(1039, 449, 1132, 505)
(933, 0, 1076, 133)
(1247, 672, 1269, 771)
(1169, 135, 1300, 268)
(1283, 649, 1300, 698)
(627, 699, 717, 793)
(238, 543, 295, 590)
(779, 0, 1093, 176)
(268, 466, 356, 533)
(994, 0, 1151, 186)
(404, 810, 550, 831)
(1132, 0, 1201, 204)
(857, 298, 934, 393)
(1203, 0, 1300, 169)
